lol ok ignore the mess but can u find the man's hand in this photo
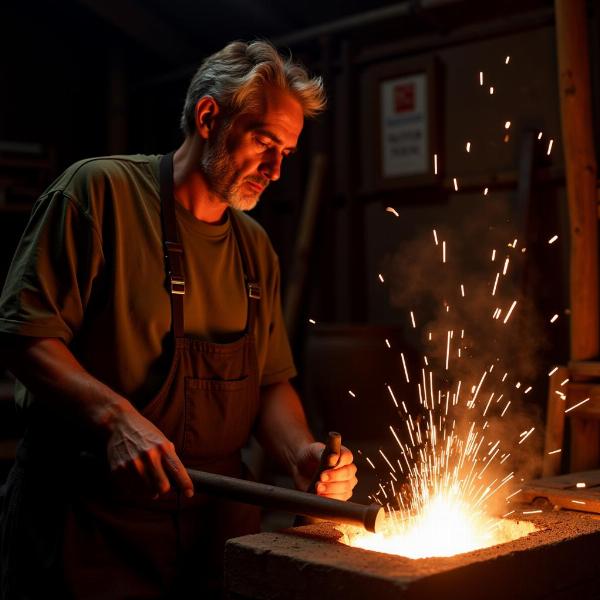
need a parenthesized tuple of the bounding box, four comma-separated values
(293, 442, 357, 501)
(107, 408, 194, 499)
(0, 336, 195, 500)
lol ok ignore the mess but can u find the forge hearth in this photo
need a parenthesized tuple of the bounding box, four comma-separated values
(224, 506, 600, 599)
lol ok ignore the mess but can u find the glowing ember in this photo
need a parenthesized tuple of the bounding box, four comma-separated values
(341, 507, 536, 559)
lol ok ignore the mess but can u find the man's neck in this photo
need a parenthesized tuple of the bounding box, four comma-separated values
(172, 137, 229, 224)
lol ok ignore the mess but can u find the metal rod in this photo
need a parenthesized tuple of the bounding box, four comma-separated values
(187, 468, 385, 533)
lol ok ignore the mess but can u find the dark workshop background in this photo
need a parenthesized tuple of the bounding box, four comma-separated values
(0, 0, 597, 500)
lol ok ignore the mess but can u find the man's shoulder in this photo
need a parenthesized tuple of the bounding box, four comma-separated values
(46, 154, 160, 198)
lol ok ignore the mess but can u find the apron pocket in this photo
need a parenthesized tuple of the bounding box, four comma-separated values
(183, 377, 252, 461)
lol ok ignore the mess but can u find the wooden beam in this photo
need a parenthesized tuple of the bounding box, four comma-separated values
(76, 0, 195, 62)
(555, 0, 599, 362)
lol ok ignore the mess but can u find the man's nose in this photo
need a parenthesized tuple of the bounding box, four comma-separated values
(260, 152, 282, 181)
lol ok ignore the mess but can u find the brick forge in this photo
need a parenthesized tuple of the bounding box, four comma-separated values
(224, 506, 600, 600)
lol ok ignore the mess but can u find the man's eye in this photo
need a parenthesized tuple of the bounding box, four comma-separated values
(255, 137, 270, 148)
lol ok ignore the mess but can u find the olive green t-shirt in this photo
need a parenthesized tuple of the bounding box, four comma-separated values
(0, 154, 296, 408)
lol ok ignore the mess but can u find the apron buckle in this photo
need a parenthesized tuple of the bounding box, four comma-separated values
(170, 275, 186, 295)
(248, 283, 261, 300)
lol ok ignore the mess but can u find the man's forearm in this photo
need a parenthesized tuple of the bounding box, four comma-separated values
(2, 336, 132, 438)
(255, 380, 314, 476)
(1, 335, 195, 495)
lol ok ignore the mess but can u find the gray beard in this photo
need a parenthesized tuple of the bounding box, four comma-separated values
(201, 128, 261, 212)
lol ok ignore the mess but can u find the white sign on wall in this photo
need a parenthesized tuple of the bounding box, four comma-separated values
(380, 73, 428, 178)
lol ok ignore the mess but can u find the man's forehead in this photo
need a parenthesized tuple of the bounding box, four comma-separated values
(236, 108, 303, 146)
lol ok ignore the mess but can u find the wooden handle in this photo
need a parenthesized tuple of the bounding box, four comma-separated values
(307, 431, 342, 494)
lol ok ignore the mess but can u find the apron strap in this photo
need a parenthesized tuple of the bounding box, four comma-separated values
(229, 209, 260, 335)
(159, 152, 185, 338)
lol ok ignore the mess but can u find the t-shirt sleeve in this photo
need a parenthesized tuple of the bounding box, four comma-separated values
(0, 191, 104, 343)
(260, 255, 297, 386)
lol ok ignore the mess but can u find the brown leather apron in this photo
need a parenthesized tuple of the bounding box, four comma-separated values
(59, 152, 262, 598)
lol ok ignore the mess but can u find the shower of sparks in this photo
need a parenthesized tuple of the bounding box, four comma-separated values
(518, 427, 535, 444)
(348, 390, 356, 398)
(387, 385, 398, 408)
(565, 398, 590, 413)
(484, 187, 489, 196)
(492, 273, 500, 296)
(434, 154, 438, 174)
(560, 378, 569, 386)
(504, 121, 511, 129)
(505, 56, 510, 64)
(344, 219, 546, 561)
(489, 86, 494, 94)
(505, 488, 522, 501)
(503, 300, 517, 324)
(479, 71, 483, 85)
(401, 353, 410, 383)
(576, 482, 586, 488)
(550, 314, 559, 323)
(547, 139, 554, 155)
(386, 207, 400, 217)
(537, 131, 543, 140)
(453, 178, 458, 192)
(548, 366, 559, 376)
(523, 510, 542, 515)
(548, 449, 561, 455)
(379, 273, 385, 283)
(308, 318, 316, 324)
(466, 142, 471, 152)
(548, 235, 558, 244)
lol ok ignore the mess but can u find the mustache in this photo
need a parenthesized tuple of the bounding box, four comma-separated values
(245, 176, 269, 190)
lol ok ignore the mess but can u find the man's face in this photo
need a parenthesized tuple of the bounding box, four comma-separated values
(201, 86, 304, 211)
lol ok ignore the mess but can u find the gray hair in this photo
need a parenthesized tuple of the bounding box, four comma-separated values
(180, 40, 326, 136)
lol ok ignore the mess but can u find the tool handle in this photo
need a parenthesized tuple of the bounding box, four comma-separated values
(307, 431, 342, 494)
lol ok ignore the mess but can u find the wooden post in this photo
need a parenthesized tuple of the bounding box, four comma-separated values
(555, 0, 600, 470)
(543, 366, 569, 476)
(555, 0, 599, 361)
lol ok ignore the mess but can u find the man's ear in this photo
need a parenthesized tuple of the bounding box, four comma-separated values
(194, 96, 220, 139)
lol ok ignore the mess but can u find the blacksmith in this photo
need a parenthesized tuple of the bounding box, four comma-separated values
(0, 40, 357, 598)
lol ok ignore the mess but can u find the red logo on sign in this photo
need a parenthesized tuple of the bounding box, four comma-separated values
(394, 83, 415, 113)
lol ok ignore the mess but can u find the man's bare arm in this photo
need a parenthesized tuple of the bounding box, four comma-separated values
(255, 380, 357, 500)
(1, 336, 193, 497)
